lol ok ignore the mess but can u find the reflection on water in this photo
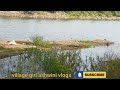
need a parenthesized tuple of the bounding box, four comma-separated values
(81, 44, 120, 60)
(0, 55, 20, 78)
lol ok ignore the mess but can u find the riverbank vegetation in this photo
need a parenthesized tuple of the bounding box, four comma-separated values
(0, 37, 114, 59)
(20, 11, 120, 17)
(0, 46, 24, 59)
(0, 36, 118, 79)
(1, 11, 120, 20)
(65, 11, 120, 18)
(4, 46, 120, 79)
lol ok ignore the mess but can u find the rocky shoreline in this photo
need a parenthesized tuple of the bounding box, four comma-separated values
(1, 11, 120, 20)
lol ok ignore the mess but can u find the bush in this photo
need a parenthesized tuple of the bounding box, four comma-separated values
(32, 36, 43, 46)
(31, 36, 53, 49)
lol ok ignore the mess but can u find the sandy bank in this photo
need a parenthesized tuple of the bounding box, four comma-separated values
(0, 39, 114, 49)
(49, 39, 114, 48)
(0, 11, 120, 20)
(0, 40, 34, 49)
(0, 39, 114, 59)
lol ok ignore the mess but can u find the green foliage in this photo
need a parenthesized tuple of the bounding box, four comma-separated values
(112, 11, 120, 17)
(100, 60, 120, 79)
(79, 40, 91, 43)
(22, 11, 34, 14)
(19, 11, 120, 19)
(4, 48, 120, 79)
(31, 35, 53, 48)
(65, 11, 120, 18)
(0, 46, 23, 59)
(32, 36, 43, 46)
(7, 49, 81, 79)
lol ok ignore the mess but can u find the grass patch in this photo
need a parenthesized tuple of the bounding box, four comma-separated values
(16, 41, 33, 45)
(0, 46, 25, 59)
(100, 60, 120, 79)
(79, 40, 91, 43)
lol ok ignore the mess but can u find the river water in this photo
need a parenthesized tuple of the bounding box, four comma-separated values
(0, 17, 120, 78)
(0, 17, 120, 43)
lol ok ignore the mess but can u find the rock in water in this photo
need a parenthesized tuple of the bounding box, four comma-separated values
(8, 40, 17, 45)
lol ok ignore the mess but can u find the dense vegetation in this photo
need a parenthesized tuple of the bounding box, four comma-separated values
(65, 11, 120, 17)
(2, 36, 120, 79)
(23, 11, 120, 17)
